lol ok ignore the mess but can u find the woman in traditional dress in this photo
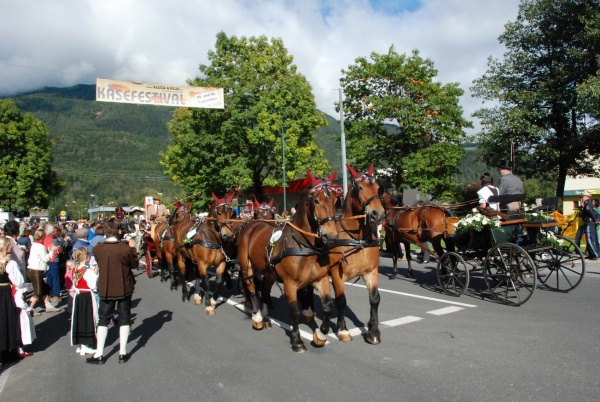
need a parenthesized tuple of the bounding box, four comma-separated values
(0, 236, 23, 363)
(70, 247, 99, 356)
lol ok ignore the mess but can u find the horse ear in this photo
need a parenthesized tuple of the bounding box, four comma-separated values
(268, 198, 274, 208)
(306, 169, 320, 187)
(326, 169, 337, 184)
(185, 203, 190, 210)
(367, 164, 374, 177)
(346, 164, 359, 179)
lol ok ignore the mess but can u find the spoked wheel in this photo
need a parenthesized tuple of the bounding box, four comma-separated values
(437, 252, 470, 296)
(483, 243, 536, 306)
(533, 235, 585, 292)
(145, 250, 153, 278)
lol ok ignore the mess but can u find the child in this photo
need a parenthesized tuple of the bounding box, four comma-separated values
(70, 248, 98, 356)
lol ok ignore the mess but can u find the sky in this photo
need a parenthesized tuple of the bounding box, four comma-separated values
(0, 0, 521, 132)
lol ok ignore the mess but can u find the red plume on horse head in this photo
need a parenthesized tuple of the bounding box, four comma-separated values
(346, 164, 374, 179)
(268, 198, 274, 208)
(306, 169, 321, 187)
(254, 196, 261, 209)
(212, 192, 223, 204)
(306, 169, 337, 188)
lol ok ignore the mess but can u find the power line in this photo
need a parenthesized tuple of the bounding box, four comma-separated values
(53, 167, 174, 183)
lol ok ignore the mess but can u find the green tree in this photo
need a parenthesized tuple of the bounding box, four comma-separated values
(162, 32, 329, 208)
(471, 0, 600, 202)
(0, 99, 64, 214)
(339, 47, 471, 200)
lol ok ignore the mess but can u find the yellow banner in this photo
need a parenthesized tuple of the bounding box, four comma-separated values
(96, 78, 224, 109)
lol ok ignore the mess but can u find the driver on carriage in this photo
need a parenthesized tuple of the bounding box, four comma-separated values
(149, 195, 170, 240)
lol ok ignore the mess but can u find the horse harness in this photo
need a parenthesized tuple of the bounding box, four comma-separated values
(241, 182, 337, 285)
(330, 172, 381, 264)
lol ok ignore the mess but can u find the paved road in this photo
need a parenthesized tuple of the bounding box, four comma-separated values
(2, 255, 599, 402)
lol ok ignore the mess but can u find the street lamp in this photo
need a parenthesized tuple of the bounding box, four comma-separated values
(89, 194, 95, 221)
(243, 92, 287, 213)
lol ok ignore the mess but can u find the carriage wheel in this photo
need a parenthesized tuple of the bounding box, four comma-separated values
(483, 243, 536, 306)
(436, 252, 469, 297)
(145, 250, 153, 278)
(533, 235, 585, 292)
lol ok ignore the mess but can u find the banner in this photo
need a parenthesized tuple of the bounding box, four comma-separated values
(96, 78, 224, 109)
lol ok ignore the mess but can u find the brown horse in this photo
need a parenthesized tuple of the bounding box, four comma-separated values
(315, 164, 385, 345)
(236, 170, 339, 352)
(253, 197, 277, 220)
(383, 193, 456, 278)
(172, 192, 236, 313)
(152, 202, 191, 286)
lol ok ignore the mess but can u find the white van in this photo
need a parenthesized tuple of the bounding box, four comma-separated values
(0, 210, 15, 225)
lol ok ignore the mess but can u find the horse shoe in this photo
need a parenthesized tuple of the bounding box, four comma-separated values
(337, 330, 353, 342)
(312, 328, 328, 347)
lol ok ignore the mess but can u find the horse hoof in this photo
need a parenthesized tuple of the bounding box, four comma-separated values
(313, 329, 328, 347)
(182, 297, 190, 303)
(406, 272, 413, 279)
(338, 330, 353, 342)
(366, 334, 381, 345)
(264, 321, 272, 329)
(194, 296, 202, 305)
(252, 321, 264, 330)
(205, 306, 215, 315)
(388, 275, 396, 280)
(292, 343, 307, 353)
(170, 287, 177, 291)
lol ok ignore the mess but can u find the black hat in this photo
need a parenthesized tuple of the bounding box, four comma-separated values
(498, 160, 513, 170)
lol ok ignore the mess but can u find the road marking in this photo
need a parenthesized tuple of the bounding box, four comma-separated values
(382, 315, 423, 327)
(427, 306, 465, 315)
(206, 279, 474, 344)
(345, 282, 477, 308)
(227, 297, 322, 343)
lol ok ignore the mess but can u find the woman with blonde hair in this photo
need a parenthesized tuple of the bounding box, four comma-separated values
(27, 228, 61, 313)
(70, 247, 98, 356)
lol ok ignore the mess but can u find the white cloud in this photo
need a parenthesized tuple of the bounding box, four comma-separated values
(0, 0, 520, 131)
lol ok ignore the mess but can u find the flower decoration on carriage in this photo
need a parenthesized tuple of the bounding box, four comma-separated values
(453, 208, 501, 234)
(537, 230, 564, 248)
(522, 203, 553, 222)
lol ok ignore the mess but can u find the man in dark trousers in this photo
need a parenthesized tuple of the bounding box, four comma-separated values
(87, 218, 138, 364)
(580, 192, 600, 260)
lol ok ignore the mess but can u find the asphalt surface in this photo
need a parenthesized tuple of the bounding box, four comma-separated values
(1, 253, 599, 402)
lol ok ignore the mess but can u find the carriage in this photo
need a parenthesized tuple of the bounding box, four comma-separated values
(436, 194, 586, 306)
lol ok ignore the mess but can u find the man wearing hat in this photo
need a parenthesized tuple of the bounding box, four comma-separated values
(580, 192, 599, 260)
(498, 160, 524, 212)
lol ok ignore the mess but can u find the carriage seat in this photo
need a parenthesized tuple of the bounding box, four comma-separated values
(488, 194, 527, 220)
(487, 193, 527, 205)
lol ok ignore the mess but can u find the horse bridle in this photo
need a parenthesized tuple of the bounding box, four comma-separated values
(211, 201, 234, 235)
(307, 182, 338, 238)
(351, 173, 383, 213)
